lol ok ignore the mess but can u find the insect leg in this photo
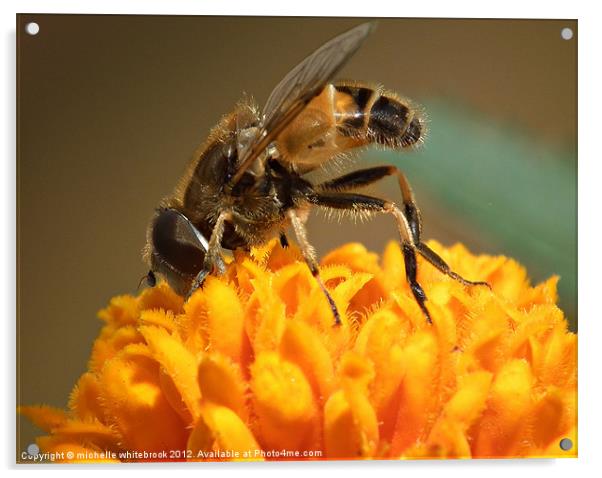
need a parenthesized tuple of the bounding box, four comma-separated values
(402, 243, 432, 323)
(317, 165, 398, 192)
(287, 209, 341, 326)
(393, 169, 490, 288)
(187, 211, 230, 298)
(310, 191, 432, 322)
(319, 167, 490, 287)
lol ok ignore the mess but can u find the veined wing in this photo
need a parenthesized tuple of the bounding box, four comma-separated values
(229, 22, 375, 187)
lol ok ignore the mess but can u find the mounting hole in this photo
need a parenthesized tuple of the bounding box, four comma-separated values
(27, 443, 40, 456)
(561, 27, 573, 40)
(559, 437, 573, 451)
(25, 22, 40, 36)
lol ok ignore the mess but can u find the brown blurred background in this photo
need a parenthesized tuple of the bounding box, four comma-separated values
(17, 15, 577, 456)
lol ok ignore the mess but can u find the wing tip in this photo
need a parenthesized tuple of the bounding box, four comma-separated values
(353, 20, 377, 38)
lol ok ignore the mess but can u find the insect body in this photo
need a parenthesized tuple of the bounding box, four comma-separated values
(143, 22, 488, 324)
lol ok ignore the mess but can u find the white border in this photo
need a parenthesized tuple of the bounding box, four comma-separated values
(3, 1, 599, 477)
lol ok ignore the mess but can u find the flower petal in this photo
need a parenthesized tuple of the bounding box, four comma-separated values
(198, 353, 248, 421)
(138, 309, 177, 332)
(424, 371, 493, 457)
(139, 325, 202, 421)
(97, 295, 139, 328)
(68, 372, 104, 422)
(98, 345, 188, 453)
(50, 419, 119, 451)
(390, 331, 439, 454)
(18, 405, 68, 433)
(323, 389, 379, 459)
(88, 325, 143, 373)
(279, 320, 335, 403)
(187, 403, 261, 461)
(247, 275, 287, 353)
(137, 282, 184, 313)
(472, 359, 535, 457)
(184, 277, 247, 364)
(250, 351, 319, 451)
(353, 308, 406, 436)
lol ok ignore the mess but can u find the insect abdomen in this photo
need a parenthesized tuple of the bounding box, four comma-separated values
(334, 82, 424, 148)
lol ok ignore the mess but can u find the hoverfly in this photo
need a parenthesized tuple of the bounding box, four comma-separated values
(142, 22, 488, 324)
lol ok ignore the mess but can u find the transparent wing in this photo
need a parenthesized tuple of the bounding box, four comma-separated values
(229, 22, 375, 186)
(262, 22, 374, 131)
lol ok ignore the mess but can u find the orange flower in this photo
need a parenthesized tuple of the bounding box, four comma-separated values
(19, 239, 577, 462)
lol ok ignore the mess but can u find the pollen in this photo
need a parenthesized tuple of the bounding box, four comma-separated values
(19, 239, 577, 461)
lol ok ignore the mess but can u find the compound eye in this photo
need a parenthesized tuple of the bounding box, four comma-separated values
(151, 208, 208, 277)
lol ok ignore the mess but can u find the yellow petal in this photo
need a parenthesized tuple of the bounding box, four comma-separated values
(198, 353, 248, 421)
(184, 277, 247, 364)
(531, 388, 569, 449)
(322, 352, 379, 458)
(322, 243, 380, 275)
(273, 263, 313, 318)
(339, 351, 375, 392)
(264, 239, 303, 271)
(380, 241, 405, 292)
(444, 371, 493, 427)
(250, 351, 318, 451)
(187, 403, 261, 461)
(98, 345, 188, 453)
(250, 237, 280, 265)
(230, 255, 269, 296)
(137, 282, 184, 313)
(279, 319, 335, 403)
(323, 388, 379, 459)
(472, 359, 534, 457)
(88, 325, 143, 373)
(487, 258, 530, 303)
(535, 321, 577, 389)
(97, 294, 139, 327)
(139, 325, 202, 421)
(333, 272, 374, 315)
(18, 405, 68, 433)
(248, 275, 287, 353)
(391, 331, 439, 454)
(138, 309, 177, 332)
(518, 275, 559, 309)
(50, 419, 119, 451)
(425, 371, 493, 457)
(354, 308, 406, 439)
(462, 298, 511, 373)
(159, 367, 193, 424)
(68, 372, 104, 422)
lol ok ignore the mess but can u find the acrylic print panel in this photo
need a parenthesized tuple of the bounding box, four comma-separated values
(16, 15, 577, 463)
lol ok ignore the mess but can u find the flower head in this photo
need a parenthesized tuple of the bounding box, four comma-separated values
(20, 239, 577, 461)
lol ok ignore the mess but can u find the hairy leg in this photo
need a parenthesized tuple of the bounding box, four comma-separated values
(287, 209, 342, 325)
(187, 211, 230, 299)
(318, 166, 489, 285)
(311, 184, 488, 323)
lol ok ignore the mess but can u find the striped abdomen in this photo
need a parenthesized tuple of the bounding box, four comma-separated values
(276, 81, 425, 174)
(333, 82, 424, 148)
